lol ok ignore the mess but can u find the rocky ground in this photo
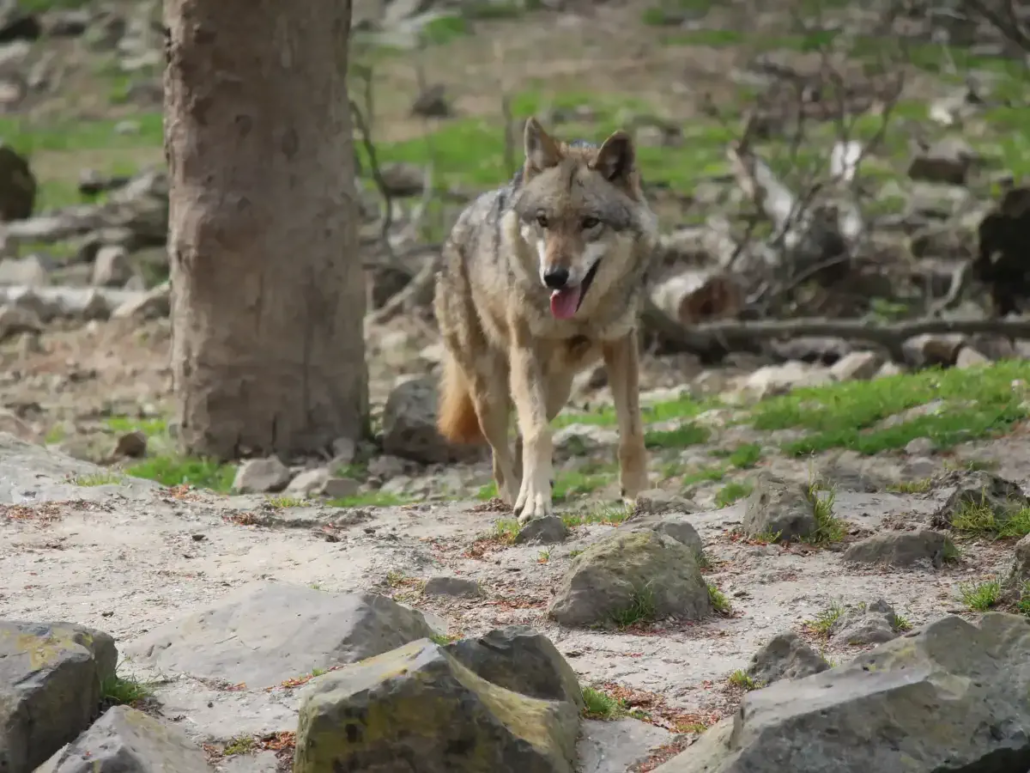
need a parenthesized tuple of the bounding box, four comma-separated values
(3, 0, 1030, 770)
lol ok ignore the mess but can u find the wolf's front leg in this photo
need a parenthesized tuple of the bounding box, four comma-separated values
(603, 332, 648, 501)
(509, 338, 553, 523)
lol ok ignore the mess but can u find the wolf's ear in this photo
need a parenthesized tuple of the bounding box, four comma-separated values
(524, 117, 562, 172)
(592, 130, 635, 183)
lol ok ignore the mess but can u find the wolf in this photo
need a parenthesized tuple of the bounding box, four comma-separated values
(433, 116, 659, 523)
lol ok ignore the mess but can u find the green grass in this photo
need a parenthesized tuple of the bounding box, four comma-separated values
(554, 469, 614, 502)
(644, 423, 710, 450)
(73, 472, 125, 487)
(887, 478, 933, 494)
(950, 500, 1030, 540)
(223, 735, 255, 756)
(959, 579, 1002, 612)
(609, 584, 658, 629)
(1018, 582, 1030, 617)
(125, 456, 236, 492)
(727, 670, 761, 691)
(493, 518, 522, 543)
(268, 496, 305, 508)
(682, 466, 726, 486)
(561, 504, 631, 529)
(715, 481, 753, 508)
(726, 443, 762, 469)
(708, 583, 731, 615)
(106, 416, 168, 437)
(0, 113, 164, 156)
(100, 674, 152, 706)
(326, 491, 409, 508)
(806, 601, 845, 638)
(751, 361, 1030, 457)
(582, 686, 625, 720)
(806, 485, 847, 546)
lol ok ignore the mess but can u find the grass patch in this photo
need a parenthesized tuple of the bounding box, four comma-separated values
(950, 500, 1030, 540)
(644, 423, 710, 450)
(609, 584, 658, 629)
(727, 670, 761, 691)
(73, 471, 125, 487)
(126, 456, 236, 492)
(493, 518, 521, 544)
(326, 491, 409, 508)
(887, 478, 933, 494)
(715, 481, 752, 508)
(805, 601, 845, 637)
(708, 583, 731, 615)
(105, 416, 167, 437)
(959, 579, 1002, 611)
(805, 485, 847, 546)
(268, 496, 305, 508)
(223, 735, 255, 756)
(942, 538, 962, 564)
(0, 113, 164, 156)
(682, 466, 726, 486)
(562, 503, 631, 529)
(100, 674, 152, 706)
(582, 686, 625, 720)
(727, 443, 762, 469)
(752, 361, 1030, 457)
(1018, 582, 1030, 617)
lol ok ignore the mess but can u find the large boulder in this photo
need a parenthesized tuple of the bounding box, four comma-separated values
(293, 638, 580, 772)
(547, 530, 711, 628)
(0, 621, 117, 773)
(123, 581, 435, 690)
(444, 625, 584, 709)
(653, 613, 1030, 772)
(35, 706, 210, 772)
(741, 474, 816, 542)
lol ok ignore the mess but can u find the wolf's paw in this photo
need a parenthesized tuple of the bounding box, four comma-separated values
(514, 475, 553, 523)
(619, 468, 649, 501)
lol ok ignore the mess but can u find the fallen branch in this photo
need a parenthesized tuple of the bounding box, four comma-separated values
(642, 298, 1030, 363)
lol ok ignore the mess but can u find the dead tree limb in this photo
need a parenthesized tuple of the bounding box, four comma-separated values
(643, 297, 1030, 363)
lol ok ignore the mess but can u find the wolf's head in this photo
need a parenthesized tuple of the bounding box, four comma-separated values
(511, 117, 657, 321)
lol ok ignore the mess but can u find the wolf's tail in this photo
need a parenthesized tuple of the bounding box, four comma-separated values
(437, 355, 484, 444)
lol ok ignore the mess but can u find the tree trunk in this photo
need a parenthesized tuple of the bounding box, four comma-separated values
(164, 0, 368, 460)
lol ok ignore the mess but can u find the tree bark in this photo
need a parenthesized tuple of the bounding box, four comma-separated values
(164, 0, 368, 459)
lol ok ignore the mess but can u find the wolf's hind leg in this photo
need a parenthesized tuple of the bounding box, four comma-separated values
(470, 357, 517, 506)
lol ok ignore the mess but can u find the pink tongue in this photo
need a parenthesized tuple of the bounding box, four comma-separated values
(550, 287, 582, 319)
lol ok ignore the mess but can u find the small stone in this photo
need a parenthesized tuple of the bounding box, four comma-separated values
(233, 456, 292, 494)
(113, 430, 146, 458)
(515, 515, 569, 545)
(746, 632, 829, 686)
(742, 473, 816, 542)
(829, 351, 883, 381)
(331, 436, 357, 465)
(323, 477, 360, 499)
(956, 347, 990, 369)
(904, 437, 935, 456)
(91, 245, 132, 287)
(842, 527, 948, 569)
(286, 467, 331, 496)
(423, 576, 484, 598)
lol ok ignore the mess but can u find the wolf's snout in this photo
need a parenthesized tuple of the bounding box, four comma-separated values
(542, 267, 570, 289)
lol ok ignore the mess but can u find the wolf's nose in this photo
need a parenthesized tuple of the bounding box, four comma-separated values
(543, 268, 569, 289)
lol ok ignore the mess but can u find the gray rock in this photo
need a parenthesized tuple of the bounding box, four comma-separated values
(577, 717, 674, 773)
(35, 706, 209, 772)
(1003, 534, 1030, 597)
(907, 137, 978, 186)
(631, 490, 697, 517)
(382, 376, 471, 464)
(323, 476, 359, 499)
(123, 581, 434, 690)
(746, 632, 829, 686)
(285, 467, 331, 496)
(0, 254, 47, 286)
(232, 456, 291, 494)
(294, 638, 579, 773)
(829, 351, 882, 381)
(955, 346, 990, 368)
(445, 625, 583, 708)
(0, 621, 117, 773)
(903, 437, 935, 456)
(816, 450, 902, 493)
(841, 527, 948, 569)
(832, 599, 903, 646)
(931, 470, 1028, 529)
(654, 613, 1030, 772)
(423, 576, 483, 598)
(91, 245, 132, 287)
(742, 474, 816, 542)
(547, 530, 711, 628)
(626, 512, 704, 557)
(515, 515, 569, 545)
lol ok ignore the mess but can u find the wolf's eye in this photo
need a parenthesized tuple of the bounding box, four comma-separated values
(536, 214, 549, 228)
(581, 217, 600, 230)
